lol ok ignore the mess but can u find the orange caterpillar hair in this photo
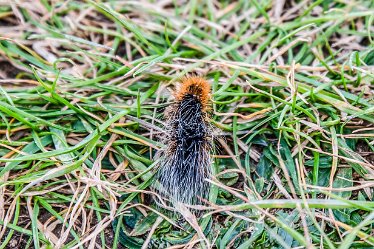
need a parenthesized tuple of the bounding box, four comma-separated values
(155, 77, 213, 206)
(175, 77, 211, 110)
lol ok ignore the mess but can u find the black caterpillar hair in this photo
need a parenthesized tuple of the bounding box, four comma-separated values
(155, 77, 213, 205)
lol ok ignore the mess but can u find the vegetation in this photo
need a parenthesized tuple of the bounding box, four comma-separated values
(0, 0, 373, 248)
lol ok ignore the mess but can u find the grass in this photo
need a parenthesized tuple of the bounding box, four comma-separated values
(0, 0, 373, 248)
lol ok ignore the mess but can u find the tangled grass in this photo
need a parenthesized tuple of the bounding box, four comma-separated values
(0, 0, 373, 248)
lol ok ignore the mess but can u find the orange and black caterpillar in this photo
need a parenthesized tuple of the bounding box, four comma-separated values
(156, 77, 213, 205)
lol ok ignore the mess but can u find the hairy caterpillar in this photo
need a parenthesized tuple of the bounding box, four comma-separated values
(155, 77, 213, 206)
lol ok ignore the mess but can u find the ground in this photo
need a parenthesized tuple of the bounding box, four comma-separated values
(0, 1, 373, 249)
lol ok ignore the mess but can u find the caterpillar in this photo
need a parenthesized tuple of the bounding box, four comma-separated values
(155, 76, 213, 206)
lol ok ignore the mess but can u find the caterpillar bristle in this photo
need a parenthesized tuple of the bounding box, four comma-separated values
(175, 77, 211, 109)
(155, 77, 213, 206)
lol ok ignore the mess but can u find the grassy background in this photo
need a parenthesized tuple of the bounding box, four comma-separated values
(0, 0, 373, 248)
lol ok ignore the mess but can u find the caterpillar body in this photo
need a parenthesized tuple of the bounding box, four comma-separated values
(156, 77, 213, 205)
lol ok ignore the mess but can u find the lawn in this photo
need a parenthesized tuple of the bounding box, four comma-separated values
(0, 0, 373, 248)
